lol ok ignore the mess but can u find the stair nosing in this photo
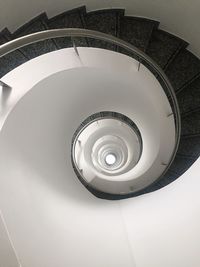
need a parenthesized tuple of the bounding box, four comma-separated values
(164, 41, 188, 70)
(176, 72, 200, 95)
(12, 12, 48, 37)
(85, 8, 125, 16)
(48, 6, 87, 24)
(181, 107, 200, 118)
(181, 133, 200, 139)
(176, 153, 198, 160)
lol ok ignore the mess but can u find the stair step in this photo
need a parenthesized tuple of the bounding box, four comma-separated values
(139, 170, 179, 193)
(168, 156, 196, 175)
(12, 13, 58, 59)
(85, 9, 124, 51)
(177, 136, 200, 158)
(165, 49, 200, 93)
(182, 133, 200, 139)
(169, 157, 195, 176)
(146, 29, 188, 69)
(181, 111, 200, 136)
(119, 16, 159, 53)
(176, 154, 197, 160)
(177, 76, 200, 114)
(153, 170, 179, 189)
(0, 28, 28, 78)
(48, 6, 88, 49)
(181, 107, 200, 118)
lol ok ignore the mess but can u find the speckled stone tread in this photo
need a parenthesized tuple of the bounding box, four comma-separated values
(12, 13, 58, 59)
(85, 9, 124, 51)
(119, 16, 159, 52)
(0, 7, 200, 198)
(146, 29, 188, 69)
(150, 170, 180, 189)
(177, 136, 200, 158)
(177, 77, 200, 115)
(181, 111, 200, 136)
(167, 156, 196, 175)
(165, 49, 200, 93)
(0, 28, 28, 78)
(48, 6, 88, 49)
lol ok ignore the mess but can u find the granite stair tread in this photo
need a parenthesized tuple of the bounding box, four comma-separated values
(119, 16, 159, 52)
(0, 28, 28, 78)
(181, 111, 200, 136)
(85, 9, 124, 51)
(48, 6, 88, 48)
(146, 29, 188, 69)
(12, 13, 58, 59)
(165, 49, 200, 93)
(177, 77, 200, 114)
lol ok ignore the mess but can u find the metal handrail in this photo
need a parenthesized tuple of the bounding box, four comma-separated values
(0, 28, 181, 181)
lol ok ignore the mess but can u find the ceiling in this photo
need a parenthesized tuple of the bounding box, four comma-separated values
(0, 0, 200, 57)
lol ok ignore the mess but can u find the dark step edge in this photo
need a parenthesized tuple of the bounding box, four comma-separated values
(12, 12, 49, 37)
(164, 169, 180, 176)
(181, 133, 200, 139)
(181, 106, 200, 118)
(0, 28, 29, 59)
(48, 5, 87, 24)
(121, 15, 159, 26)
(141, 170, 180, 192)
(86, 8, 125, 16)
(162, 31, 189, 70)
(165, 48, 200, 94)
(176, 72, 200, 95)
(85, 8, 125, 51)
(85, 8, 125, 35)
(120, 16, 159, 52)
(176, 153, 198, 160)
(131, 16, 160, 52)
(0, 27, 12, 42)
(12, 12, 59, 56)
(116, 9, 125, 39)
(48, 6, 88, 47)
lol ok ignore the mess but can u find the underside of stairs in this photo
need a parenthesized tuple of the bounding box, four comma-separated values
(0, 6, 199, 199)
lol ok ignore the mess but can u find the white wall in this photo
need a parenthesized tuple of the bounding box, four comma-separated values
(0, 215, 20, 267)
(0, 76, 199, 266)
(0, 48, 199, 267)
(0, 0, 200, 57)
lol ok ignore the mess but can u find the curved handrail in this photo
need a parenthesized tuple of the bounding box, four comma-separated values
(0, 28, 181, 182)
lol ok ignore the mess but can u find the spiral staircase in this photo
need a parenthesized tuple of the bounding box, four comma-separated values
(0, 6, 199, 200)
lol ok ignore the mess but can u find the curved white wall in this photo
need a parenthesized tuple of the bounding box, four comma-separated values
(0, 2, 200, 264)
(0, 81, 199, 267)
(0, 47, 199, 267)
(0, 0, 200, 57)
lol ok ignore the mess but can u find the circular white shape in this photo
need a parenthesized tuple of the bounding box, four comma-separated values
(72, 115, 142, 190)
(105, 154, 117, 166)
(91, 133, 130, 174)
(0, 47, 176, 196)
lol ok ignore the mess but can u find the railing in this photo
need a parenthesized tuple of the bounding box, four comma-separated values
(0, 28, 181, 181)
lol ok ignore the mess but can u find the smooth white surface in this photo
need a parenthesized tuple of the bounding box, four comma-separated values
(0, 75, 136, 267)
(1, 47, 176, 193)
(0, 214, 20, 267)
(120, 157, 200, 267)
(73, 117, 142, 194)
(0, 48, 198, 267)
(0, 0, 200, 57)
(0, 80, 199, 266)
